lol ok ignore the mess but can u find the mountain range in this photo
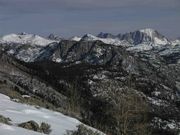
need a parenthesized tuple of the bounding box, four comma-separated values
(0, 28, 180, 135)
(0, 28, 179, 63)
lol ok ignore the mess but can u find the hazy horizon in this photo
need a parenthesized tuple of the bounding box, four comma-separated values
(0, 0, 179, 39)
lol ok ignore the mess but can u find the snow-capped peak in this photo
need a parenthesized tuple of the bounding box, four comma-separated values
(97, 32, 116, 39)
(139, 28, 156, 38)
(0, 33, 57, 46)
(48, 34, 62, 41)
(82, 34, 99, 41)
(138, 28, 170, 45)
(19, 32, 29, 35)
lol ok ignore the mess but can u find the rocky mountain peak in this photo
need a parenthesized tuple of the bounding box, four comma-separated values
(139, 28, 157, 37)
(97, 32, 116, 39)
(120, 28, 170, 45)
(48, 34, 62, 41)
(81, 34, 98, 41)
(19, 32, 29, 35)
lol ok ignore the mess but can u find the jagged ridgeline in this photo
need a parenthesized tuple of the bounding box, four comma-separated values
(0, 29, 180, 135)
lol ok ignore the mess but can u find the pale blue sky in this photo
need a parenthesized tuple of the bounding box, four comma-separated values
(0, 0, 179, 39)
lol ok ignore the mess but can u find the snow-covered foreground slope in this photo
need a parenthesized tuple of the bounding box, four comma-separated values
(0, 33, 57, 46)
(0, 94, 104, 135)
(0, 123, 43, 135)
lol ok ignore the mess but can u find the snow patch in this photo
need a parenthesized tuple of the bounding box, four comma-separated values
(7, 50, 15, 55)
(154, 37, 169, 45)
(147, 97, 168, 106)
(53, 58, 62, 63)
(172, 40, 180, 46)
(152, 91, 161, 97)
(71, 36, 81, 41)
(93, 74, 106, 80)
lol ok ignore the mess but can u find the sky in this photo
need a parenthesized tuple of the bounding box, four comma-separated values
(0, 0, 179, 39)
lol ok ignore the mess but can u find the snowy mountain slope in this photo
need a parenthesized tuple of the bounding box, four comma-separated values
(96, 28, 171, 46)
(172, 39, 180, 46)
(119, 28, 170, 45)
(97, 32, 116, 39)
(0, 123, 43, 135)
(0, 29, 179, 63)
(0, 93, 104, 135)
(139, 28, 155, 38)
(70, 36, 82, 42)
(0, 31, 180, 135)
(0, 33, 57, 46)
(48, 34, 62, 41)
(127, 43, 153, 52)
(74, 29, 171, 48)
(81, 34, 130, 46)
(0, 28, 174, 49)
(34, 40, 132, 65)
(0, 43, 43, 62)
(157, 45, 180, 64)
(139, 28, 170, 45)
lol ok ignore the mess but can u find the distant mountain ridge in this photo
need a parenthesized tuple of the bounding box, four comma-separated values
(97, 28, 170, 45)
(0, 28, 179, 63)
(0, 33, 58, 46)
(0, 28, 178, 47)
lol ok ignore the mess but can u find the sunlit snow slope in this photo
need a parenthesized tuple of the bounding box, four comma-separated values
(0, 93, 103, 135)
